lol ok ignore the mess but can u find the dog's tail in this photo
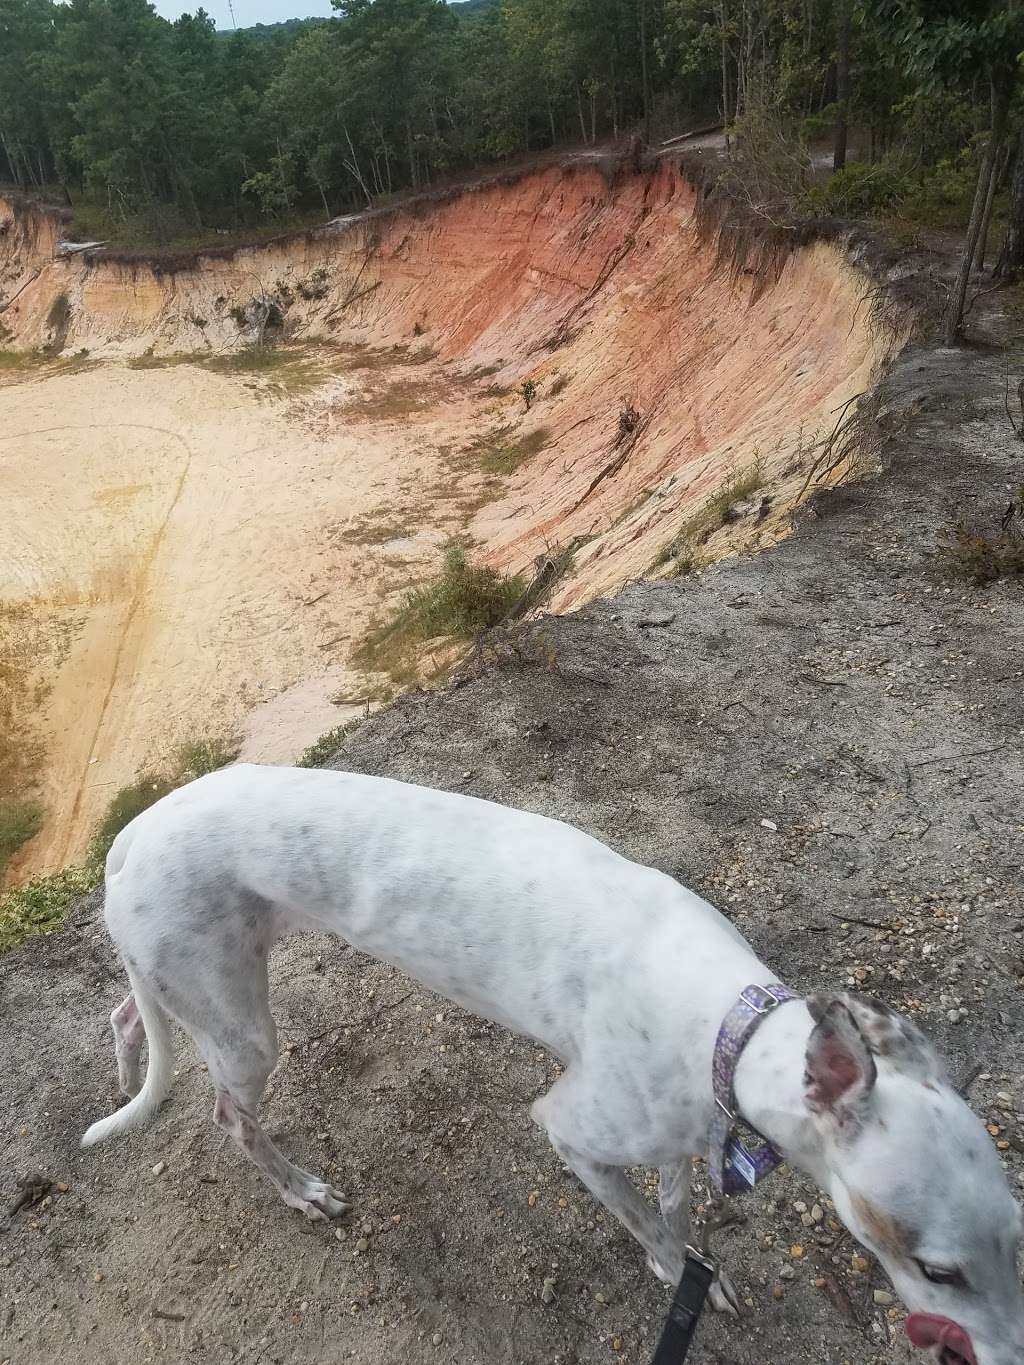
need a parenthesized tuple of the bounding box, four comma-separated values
(81, 980, 176, 1147)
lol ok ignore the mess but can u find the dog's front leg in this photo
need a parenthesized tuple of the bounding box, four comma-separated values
(550, 1135, 685, 1282)
(658, 1160, 741, 1317)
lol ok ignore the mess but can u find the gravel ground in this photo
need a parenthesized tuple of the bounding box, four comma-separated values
(2, 279, 1023, 1365)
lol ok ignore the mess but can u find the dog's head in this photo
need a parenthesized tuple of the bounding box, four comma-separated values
(802, 993, 1024, 1365)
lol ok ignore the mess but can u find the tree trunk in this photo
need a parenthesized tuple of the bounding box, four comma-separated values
(343, 123, 373, 209)
(974, 143, 1008, 271)
(406, 118, 418, 191)
(639, 0, 651, 144)
(833, 0, 851, 172)
(577, 85, 587, 144)
(945, 76, 1012, 345)
(996, 123, 1024, 281)
(719, 2, 731, 152)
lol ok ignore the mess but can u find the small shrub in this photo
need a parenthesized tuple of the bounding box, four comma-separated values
(0, 864, 99, 954)
(0, 798, 44, 878)
(297, 268, 330, 301)
(354, 545, 526, 681)
(803, 164, 905, 219)
(521, 379, 537, 411)
(654, 457, 766, 572)
(296, 719, 363, 768)
(940, 496, 1024, 584)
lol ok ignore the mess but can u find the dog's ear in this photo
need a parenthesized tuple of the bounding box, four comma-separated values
(838, 993, 945, 1084)
(804, 996, 877, 1127)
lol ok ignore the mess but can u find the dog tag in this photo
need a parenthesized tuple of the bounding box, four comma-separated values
(726, 1139, 757, 1189)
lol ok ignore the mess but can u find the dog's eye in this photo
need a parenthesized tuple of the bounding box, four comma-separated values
(916, 1260, 966, 1288)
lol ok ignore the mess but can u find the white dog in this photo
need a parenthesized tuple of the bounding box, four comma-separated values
(83, 764, 1023, 1364)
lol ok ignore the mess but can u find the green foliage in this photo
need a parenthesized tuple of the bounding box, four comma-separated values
(465, 424, 549, 476)
(656, 459, 766, 573)
(804, 163, 906, 217)
(0, 864, 99, 955)
(296, 719, 363, 768)
(175, 736, 241, 780)
(354, 544, 526, 680)
(0, 799, 44, 878)
(0, 0, 1019, 256)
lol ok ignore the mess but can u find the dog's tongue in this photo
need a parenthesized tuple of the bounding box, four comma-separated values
(905, 1314, 977, 1364)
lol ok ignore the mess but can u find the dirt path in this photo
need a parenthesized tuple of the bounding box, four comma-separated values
(2, 287, 1022, 1364)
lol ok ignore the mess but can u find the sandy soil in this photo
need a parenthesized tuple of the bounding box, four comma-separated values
(0, 350, 498, 877)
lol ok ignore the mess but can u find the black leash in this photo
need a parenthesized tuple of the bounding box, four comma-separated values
(649, 1207, 745, 1364)
(649, 1246, 715, 1365)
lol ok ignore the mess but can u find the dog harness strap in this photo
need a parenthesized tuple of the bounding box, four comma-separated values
(708, 982, 800, 1195)
(649, 1247, 715, 1365)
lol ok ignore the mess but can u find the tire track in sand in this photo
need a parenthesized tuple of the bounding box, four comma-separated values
(0, 422, 195, 866)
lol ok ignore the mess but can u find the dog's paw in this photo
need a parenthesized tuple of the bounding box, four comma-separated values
(709, 1270, 742, 1318)
(646, 1250, 680, 1286)
(286, 1181, 351, 1221)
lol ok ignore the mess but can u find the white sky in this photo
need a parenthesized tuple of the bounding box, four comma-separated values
(151, 0, 336, 26)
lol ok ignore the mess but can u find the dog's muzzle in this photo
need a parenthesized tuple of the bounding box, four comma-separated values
(905, 1314, 977, 1365)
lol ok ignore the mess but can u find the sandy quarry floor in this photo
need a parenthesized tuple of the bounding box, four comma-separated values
(0, 348, 506, 878)
(2, 294, 1023, 1365)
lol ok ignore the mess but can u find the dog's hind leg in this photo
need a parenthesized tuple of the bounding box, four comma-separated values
(111, 994, 145, 1097)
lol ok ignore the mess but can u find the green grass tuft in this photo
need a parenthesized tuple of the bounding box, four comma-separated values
(462, 424, 549, 477)
(296, 719, 364, 768)
(0, 799, 44, 879)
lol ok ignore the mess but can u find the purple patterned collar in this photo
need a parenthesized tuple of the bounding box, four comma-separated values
(708, 983, 801, 1195)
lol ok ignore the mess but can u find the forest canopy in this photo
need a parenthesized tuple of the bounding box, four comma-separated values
(2, 0, 1024, 332)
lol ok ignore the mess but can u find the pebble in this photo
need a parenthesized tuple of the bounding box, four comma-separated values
(779, 1266, 796, 1281)
(151, 1161, 167, 1177)
(760, 819, 778, 832)
(873, 1291, 895, 1306)
(810, 1204, 824, 1224)
(851, 1255, 869, 1274)
(432, 1332, 443, 1347)
(355, 1238, 369, 1254)
(541, 1277, 557, 1305)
